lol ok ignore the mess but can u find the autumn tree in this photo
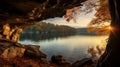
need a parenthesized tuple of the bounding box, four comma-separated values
(65, 0, 120, 66)
(87, 0, 111, 34)
(95, 0, 120, 67)
(82, 0, 120, 67)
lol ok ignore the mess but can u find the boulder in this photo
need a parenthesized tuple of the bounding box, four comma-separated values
(24, 45, 46, 59)
(0, 40, 46, 59)
(51, 55, 65, 64)
(71, 58, 94, 67)
(0, 43, 25, 58)
(0, 42, 48, 67)
(1, 47, 25, 58)
(51, 55, 71, 67)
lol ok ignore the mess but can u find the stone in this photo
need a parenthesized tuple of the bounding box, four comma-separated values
(51, 55, 71, 67)
(11, 27, 23, 42)
(14, 43, 25, 47)
(0, 42, 46, 59)
(41, 58, 50, 65)
(0, 34, 2, 38)
(24, 45, 46, 59)
(0, 24, 23, 42)
(71, 58, 94, 67)
(9, 29, 15, 36)
(51, 55, 64, 64)
(3, 24, 11, 40)
(51, 55, 68, 64)
(12, 33, 19, 42)
(3, 24, 10, 35)
(0, 46, 25, 58)
(0, 42, 25, 58)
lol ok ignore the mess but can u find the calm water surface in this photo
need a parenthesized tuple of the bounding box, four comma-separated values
(19, 34, 108, 62)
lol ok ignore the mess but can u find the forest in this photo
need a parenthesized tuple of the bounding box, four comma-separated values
(23, 22, 77, 35)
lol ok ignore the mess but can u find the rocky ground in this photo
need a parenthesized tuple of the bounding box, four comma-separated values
(0, 39, 96, 67)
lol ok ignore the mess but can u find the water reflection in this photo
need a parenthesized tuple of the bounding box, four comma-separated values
(20, 33, 75, 42)
(19, 33, 108, 62)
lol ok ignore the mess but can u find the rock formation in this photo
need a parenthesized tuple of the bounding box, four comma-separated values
(0, 41, 46, 59)
(0, 0, 98, 67)
(0, 0, 86, 42)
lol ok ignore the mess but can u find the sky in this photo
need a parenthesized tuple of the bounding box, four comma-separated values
(43, 10, 96, 28)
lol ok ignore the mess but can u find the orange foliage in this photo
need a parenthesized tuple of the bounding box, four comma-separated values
(88, 25, 111, 35)
(64, 7, 82, 22)
(89, 0, 111, 26)
(64, 0, 110, 33)
(87, 0, 111, 33)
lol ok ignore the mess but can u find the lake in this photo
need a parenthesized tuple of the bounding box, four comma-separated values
(19, 34, 108, 62)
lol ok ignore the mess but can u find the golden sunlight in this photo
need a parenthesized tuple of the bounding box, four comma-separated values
(108, 26, 112, 30)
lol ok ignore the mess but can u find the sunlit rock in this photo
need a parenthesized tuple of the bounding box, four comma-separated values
(3, 24, 10, 40)
(0, 34, 2, 38)
(0, 24, 23, 42)
(11, 27, 23, 42)
(1, 46, 25, 58)
(0, 42, 25, 58)
(0, 42, 46, 60)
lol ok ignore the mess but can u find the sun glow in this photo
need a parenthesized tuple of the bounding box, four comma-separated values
(108, 26, 112, 30)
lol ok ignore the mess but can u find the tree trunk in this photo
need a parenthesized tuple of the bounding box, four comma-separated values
(97, 0, 120, 67)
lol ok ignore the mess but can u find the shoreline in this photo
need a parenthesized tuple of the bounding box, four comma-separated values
(0, 39, 96, 67)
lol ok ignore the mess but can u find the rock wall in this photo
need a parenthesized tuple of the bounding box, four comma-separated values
(0, 23, 22, 42)
(0, 41, 46, 59)
(0, 0, 87, 42)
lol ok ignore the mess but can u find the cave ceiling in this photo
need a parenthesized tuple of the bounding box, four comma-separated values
(0, 0, 86, 25)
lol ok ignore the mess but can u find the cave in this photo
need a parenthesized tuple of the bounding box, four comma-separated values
(0, 0, 86, 42)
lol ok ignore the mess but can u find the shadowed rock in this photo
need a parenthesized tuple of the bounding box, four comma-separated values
(0, 0, 86, 42)
(51, 55, 71, 67)
(24, 45, 46, 59)
(0, 0, 86, 24)
(71, 58, 94, 67)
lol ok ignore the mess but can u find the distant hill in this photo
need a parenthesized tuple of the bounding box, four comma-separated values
(22, 22, 77, 35)
(76, 28, 97, 35)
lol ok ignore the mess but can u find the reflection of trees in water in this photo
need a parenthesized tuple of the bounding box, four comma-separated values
(20, 33, 76, 42)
